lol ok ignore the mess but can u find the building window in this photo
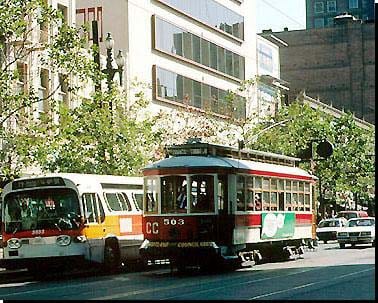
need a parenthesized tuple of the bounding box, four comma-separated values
(314, 2, 324, 13)
(16, 62, 27, 93)
(327, 1, 336, 12)
(75, 7, 103, 42)
(57, 4, 68, 24)
(154, 66, 246, 119)
(314, 18, 325, 28)
(156, 0, 244, 40)
(349, 0, 358, 9)
(153, 16, 245, 80)
(58, 74, 69, 106)
(38, 68, 49, 116)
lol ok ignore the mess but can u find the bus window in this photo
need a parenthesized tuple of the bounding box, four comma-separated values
(105, 193, 122, 211)
(190, 175, 214, 213)
(83, 193, 99, 224)
(119, 193, 132, 211)
(132, 193, 143, 210)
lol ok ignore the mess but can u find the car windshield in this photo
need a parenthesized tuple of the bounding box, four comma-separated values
(347, 219, 375, 227)
(3, 188, 80, 233)
(318, 220, 341, 227)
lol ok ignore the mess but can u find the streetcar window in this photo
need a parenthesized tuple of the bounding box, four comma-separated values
(246, 176, 254, 211)
(278, 192, 284, 211)
(145, 178, 158, 214)
(236, 175, 245, 211)
(262, 192, 270, 210)
(285, 193, 292, 211)
(270, 192, 278, 210)
(292, 193, 298, 210)
(161, 176, 187, 213)
(298, 193, 304, 211)
(304, 194, 310, 211)
(254, 177, 262, 189)
(190, 175, 214, 213)
(278, 179, 284, 191)
(254, 192, 262, 211)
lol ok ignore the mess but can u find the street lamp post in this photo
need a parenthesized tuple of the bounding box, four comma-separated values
(103, 32, 125, 91)
(101, 32, 125, 171)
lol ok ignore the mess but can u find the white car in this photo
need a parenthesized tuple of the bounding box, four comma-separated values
(336, 217, 375, 248)
(316, 218, 347, 243)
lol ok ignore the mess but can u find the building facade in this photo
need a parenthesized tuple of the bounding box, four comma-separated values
(306, 0, 374, 29)
(76, 0, 283, 122)
(260, 15, 375, 124)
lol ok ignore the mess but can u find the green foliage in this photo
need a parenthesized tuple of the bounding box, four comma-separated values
(0, 0, 100, 179)
(249, 101, 375, 205)
(15, 86, 162, 176)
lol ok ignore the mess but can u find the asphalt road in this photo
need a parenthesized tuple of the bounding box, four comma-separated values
(0, 242, 375, 300)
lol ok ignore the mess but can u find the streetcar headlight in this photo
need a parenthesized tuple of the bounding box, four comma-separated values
(7, 238, 21, 249)
(56, 235, 71, 246)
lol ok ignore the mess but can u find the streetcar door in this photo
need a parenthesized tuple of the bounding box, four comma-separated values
(217, 175, 233, 244)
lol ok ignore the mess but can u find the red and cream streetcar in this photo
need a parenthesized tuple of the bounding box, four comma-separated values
(140, 139, 317, 270)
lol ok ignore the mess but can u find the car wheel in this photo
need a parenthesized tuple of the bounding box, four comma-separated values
(339, 243, 345, 249)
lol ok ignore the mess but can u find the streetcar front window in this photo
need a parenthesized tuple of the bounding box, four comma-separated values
(161, 176, 187, 213)
(145, 178, 158, 214)
(3, 188, 80, 233)
(189, 175, 214, 213)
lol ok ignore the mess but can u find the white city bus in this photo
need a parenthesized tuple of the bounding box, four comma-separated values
(1, 173, 143, 273)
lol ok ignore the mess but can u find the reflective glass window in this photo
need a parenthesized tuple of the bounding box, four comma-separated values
(210, 42, 218, 70)
(217, 47, 225, 73)
(192, 35, 201, 63)
(201, 39, 210, 67)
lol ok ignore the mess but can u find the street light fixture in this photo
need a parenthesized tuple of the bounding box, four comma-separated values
(103, 32, 125, 90)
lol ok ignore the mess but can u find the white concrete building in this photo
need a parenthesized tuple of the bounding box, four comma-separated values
(76, 0, 257, 120)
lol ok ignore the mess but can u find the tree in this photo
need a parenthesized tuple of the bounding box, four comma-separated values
(17, 82, 162, 176)
(248, 101, 375, 213)
(0, 0, 98, 180)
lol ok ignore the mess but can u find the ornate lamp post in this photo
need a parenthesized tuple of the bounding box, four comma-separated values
(103, 32, 125, 90)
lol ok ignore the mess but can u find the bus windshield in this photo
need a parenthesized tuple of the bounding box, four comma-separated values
(3, 188, 80, 233)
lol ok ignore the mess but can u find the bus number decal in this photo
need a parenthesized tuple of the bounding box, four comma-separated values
(146, 222, 159, 234)
(163, 219, 184, 226)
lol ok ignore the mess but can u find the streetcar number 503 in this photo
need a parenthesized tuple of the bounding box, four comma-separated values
(163, 218, 184, 226)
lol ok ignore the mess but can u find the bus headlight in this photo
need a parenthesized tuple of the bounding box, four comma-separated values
(56, 235, 71, 246)
(73, 235, 87, 243)
(8, 238, 21, 249)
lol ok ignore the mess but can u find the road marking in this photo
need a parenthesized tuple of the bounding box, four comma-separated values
(96, 267, 321, 300)
(248, 267, 374, 300)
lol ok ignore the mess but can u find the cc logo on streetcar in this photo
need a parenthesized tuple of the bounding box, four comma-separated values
(146, 222, 159, 234)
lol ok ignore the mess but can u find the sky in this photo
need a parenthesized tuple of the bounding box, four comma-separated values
(256, 0, 306, 33)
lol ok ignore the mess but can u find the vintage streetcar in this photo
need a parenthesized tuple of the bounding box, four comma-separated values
(140, 140, 318, 270)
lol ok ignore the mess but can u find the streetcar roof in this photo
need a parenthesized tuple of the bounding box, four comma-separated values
(144, 156, 316, 179)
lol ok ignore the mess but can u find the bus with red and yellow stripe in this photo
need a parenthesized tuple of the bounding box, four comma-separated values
(1, 173, 143, 273)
